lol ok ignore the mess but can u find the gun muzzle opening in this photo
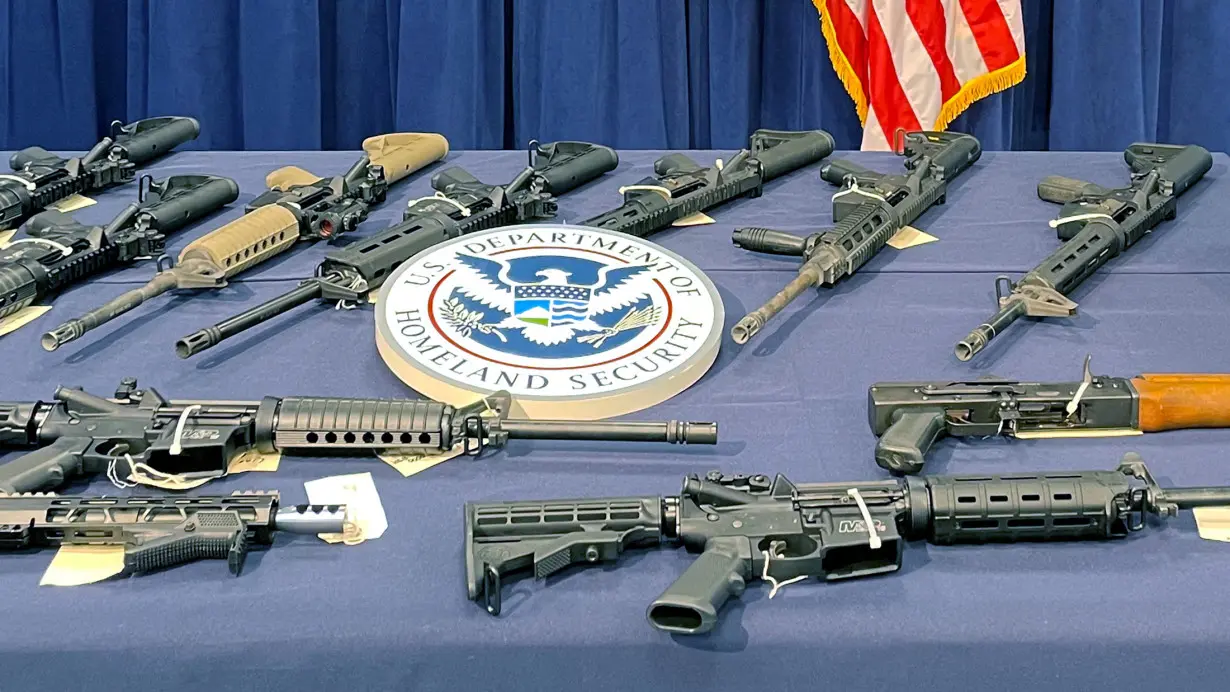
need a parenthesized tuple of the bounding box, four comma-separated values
(730, 315, 762, 345)
(40, 323, 79, 351)
(954, 332, 985, 362)
(175, 329, 218, 359)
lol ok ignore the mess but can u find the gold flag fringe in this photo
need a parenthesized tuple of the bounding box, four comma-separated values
(813, 0, 1027, 132)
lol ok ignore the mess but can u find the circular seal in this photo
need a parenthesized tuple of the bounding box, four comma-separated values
(375, 224, 723, 419)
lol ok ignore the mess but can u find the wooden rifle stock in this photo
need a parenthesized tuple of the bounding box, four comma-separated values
(1132, 374, 1230, 431)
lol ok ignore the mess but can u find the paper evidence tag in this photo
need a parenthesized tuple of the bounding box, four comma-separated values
(672, 212, 715, 227)
(0, 305, 51, 337)
(886, 225, 938, 250)
(377, 446, 465, 478)
(1194, 507, 1230, 542)
(48, 194, 96, 213)
(40, 545, 125, 586)
(305, 472, 386, 545)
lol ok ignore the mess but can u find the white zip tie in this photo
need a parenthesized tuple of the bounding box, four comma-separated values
(6, 238, 73, 257)
(0, 175, 36, 190)
(1066, 354, 1095, 417)
(333, 275, 367, 310)
(1048, 212, 1116, 228)
(618, 184, 672, 200)
(847, 488, 882, 550)
(169, 405, 201, 456)
(761, 543, 806, 599)
(406, 192, 471, 217)
(832, 179, 887, 204)
(714, 158, 724, 171)
(107, 455, 138, 489)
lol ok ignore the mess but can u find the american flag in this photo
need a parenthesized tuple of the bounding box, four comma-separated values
(814, 0, 1026, 150)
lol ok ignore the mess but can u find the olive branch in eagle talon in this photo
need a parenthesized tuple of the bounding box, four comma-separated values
(576, 306, 662, 348)
(439, 297, 508, 342)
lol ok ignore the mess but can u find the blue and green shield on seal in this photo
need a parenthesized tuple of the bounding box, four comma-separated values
(514, 284, 591, 326)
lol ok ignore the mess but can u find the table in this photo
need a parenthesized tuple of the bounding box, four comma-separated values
(2, 146, 1228, 690)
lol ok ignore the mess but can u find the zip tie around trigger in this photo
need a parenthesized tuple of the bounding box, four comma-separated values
(618, 184, 672, 200)
(832, 179, 887, 204)
(334, 275, 367, 311)
(761, 543, 806, 599)
(6, 238, 73, 257)
(1066, 354, 1095, 417)
(0, 174, 36, 191)
(1048, 212, 1116, 228)
(107, 455, 138, 489)
(847, 488, 882, 550)
(169, 405, 201, 456)
(406, 192, 471, 217)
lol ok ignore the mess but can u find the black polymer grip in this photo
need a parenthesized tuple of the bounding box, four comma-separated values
(1037, 175, 1114, 205)
(751, 129, 835, 181)
(140, 175, 240, 231)
(533, 142, 620, 195)
(730, 227, 810, 256)
(924, 469, 1134, 542)
(122, 512, 249, 575)
(111, 117, 201, 165)
(876, 409, 947, 474)
(259, 396, 453, 452)
(820, 159, 879, 185)
(647, 536, 748, 634)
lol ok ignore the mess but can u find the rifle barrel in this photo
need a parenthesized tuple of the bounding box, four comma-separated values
(42, 271, 179, 351)
(175, 277, 332, 358)
(500, 419, 718, 445)
(954, 301, 1025, 362)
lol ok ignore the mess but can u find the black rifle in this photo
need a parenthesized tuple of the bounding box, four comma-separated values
(173, 141, 619, 358)
(869, 355, 1230, 474)
(0, 491, 345, 577)
(955, 143, 1212, 361)
(582, 130, 834, 238)
(467, 454, 1229, 634)
(0, 175, 238, 325)
(1, 117, 200, 229)
(0, 378, 718, 493)
(730, 131, 981, 344)
(41, 133, 449, 351)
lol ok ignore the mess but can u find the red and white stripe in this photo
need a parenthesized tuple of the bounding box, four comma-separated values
(815, 0, 1025, 150)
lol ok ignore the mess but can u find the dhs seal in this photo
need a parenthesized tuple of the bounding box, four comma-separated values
(375, 224, 723, 419)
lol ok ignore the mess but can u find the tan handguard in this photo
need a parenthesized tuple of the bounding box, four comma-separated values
(179, 205, 301, 280)
(363, 133, 449, 184)
(265, 166, 324, 191)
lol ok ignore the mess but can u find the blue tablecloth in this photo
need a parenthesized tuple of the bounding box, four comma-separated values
(2, 147, 1228, 690)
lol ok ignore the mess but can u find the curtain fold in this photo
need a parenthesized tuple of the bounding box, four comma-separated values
(0, 0, 1224, 152)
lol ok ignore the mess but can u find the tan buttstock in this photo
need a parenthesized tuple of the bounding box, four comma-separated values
(179, 205, 300, 279)
(1133, 374, 1230, 432)
(265, 166, 324, 190)
(363, 133, 449, 184)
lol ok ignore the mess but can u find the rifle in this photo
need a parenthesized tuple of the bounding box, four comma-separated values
(0, 378, 718, 493)
(954, 143, 1212, 361)
(1, 116, 201, 229)
(40, 133, 449, 351)
(173, 140, 618, 358)
(467, 454, 1230, 634)
(730, 131, 981, 344)
(0, 491, 346, 577)
(0, 175, 238, 325)
(869, 355, 1230, 474)
(581, 130, 834, 238)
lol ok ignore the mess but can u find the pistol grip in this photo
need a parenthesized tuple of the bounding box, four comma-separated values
(0, 437, 91, 493)
(123, 511, 248, 575)
(876, 409, 946, 475)
(646, 536, 749, 635)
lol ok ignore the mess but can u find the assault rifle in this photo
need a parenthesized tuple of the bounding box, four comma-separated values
(582, 130, 834, 238)
(173, 141, 618, 358)
(40, 133, 449, 351)
(955, 143, 1212, 361)
(0, 491, 346, 577)
(0, 175, 238, 323)
(869, 355, 1230, 474)
(467, 454, 1230, 634)
(730, 131, 980, 344)
(0, 378, 717, 493)
(1, 116, 201, 229)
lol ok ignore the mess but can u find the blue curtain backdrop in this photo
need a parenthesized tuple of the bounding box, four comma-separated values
(0, 0, 1224, 152)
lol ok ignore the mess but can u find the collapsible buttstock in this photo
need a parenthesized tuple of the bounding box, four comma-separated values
(180, 205, 300, 279)
(265, 166, 324, 190)
(1132, 374, 1230, 432)
(363, 133, 449, 184)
